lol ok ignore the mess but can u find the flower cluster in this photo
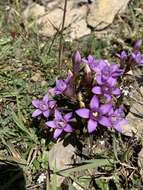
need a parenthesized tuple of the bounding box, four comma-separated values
(32, 40, 142, 139)
(116, 39, 143, 66)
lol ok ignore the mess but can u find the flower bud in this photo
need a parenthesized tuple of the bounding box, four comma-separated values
(72, 50, 81, 75)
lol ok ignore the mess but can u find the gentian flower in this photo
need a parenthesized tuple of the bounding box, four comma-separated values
(92, 85, 121, 102)
(83, 55, 107, 73)
(46, 110, 73, 139)
(48, 71, 74, 96)
(76, 95, 112, 133)
(108, 108, 128, 132)
(72, 50, 81, 75)
(131, 52, 143, 65)
(116, 51, 127, 60)
(32, 95, 56, 118)
(96, 64, 123, 87)
(133, 39, 142, 50)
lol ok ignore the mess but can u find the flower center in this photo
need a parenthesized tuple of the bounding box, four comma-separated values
(58, 121, 66, 128)
(39, 103, 48, 111)
(92, 111, 98, 118)
(111, 115, 116, 122)
(103, 86, 109, 93)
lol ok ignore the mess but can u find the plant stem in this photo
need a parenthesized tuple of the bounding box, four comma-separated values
(58, 0, 68, 73)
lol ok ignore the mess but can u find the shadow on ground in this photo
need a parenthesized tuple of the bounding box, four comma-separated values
(0, 161, 26, 190)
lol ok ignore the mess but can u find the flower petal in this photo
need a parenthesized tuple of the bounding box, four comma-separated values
(32, 109, 42, 117)
(56, 79, 67, 92)
(90, 95, 99, 109)
(43, 110, 50, 118)
(76, 108, 90, 118)
(96, 75, 104, 85)
(48, 87, 56, 96)
(92, 86, 102, 94)
(107, 77, 116, 86)
(49, 100, 56, 109)
(87, 119, 97, 133)
(113, 119, 128, 132)
(104, 94, 112, 102)
(55, 110, 63, 120)
(45, 121, 56, 128)
(43, 95, 49, 104)
(98, 116, 111, 127)
(64, 112, 72, 121)
(32, 100, 40, 108)
(64, 124, 73, 132)
(112, 88, 121, 95)
(99, 103, 112, 115)
(53, 129, 63, 139)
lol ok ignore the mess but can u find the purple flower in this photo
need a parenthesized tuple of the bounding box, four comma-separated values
(96, 64, 123, 87)
(83, 55, 107, 73)
(46, 110, 73, 139)
(133, 39, 142, 50)
(131, 52, 143, 65)
(72, 50, 81, 75)
(108, 108, 127, 132)
(76, 95, 112, 133)
(116, 51, 127, 60)
(92, 85, 121, 102)
(48, 71, 74, 96)
(32, 95, 56, 118)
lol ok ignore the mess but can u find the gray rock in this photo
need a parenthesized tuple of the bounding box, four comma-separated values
(87, 0, 130, 30)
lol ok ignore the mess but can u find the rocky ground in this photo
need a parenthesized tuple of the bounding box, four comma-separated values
(0, 0, 143, 189)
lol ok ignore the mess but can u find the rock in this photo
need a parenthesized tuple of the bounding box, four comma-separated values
(48, 141, 76, 171)
(48, 141, 76, 186)
(66, 19, 91, 41)
(121, 88, 143, 138)
(23, 3, 45, 20)
(87, 0, 130, 30)
(38, 8, 63, 36)
(22, 0, 130, 40)
(38, 1, 89, 39)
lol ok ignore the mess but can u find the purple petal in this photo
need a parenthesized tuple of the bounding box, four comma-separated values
(104, 94, 112, 102)
(113, 119, 128, 132)
(43, 95, 49, 104)
(64, 112, 72, 121)
(49, 100, 56, 109)
(99, 103, 112, 115)
(134, 39, 142, 49)
(45, 121, 56, 128)
(32, 100, 40, 108)
(53, 129, 63, 139)
(76, 108, 90, 118)
(64, 124, 73, 132)
(110, 64, 119, 73)
(82, 58, 88, 65)
(32, 109, 42, 117)
(87, 119, 97, 133)
(90, 95, 99, 109)
(92, 86, 102, 94)
(55, 110, 63, 120)
(107, 77, 116, 86)
(98, 116, 111, 127)
(96, 75, 104, 85)
(65, 70, 73, 83)
(88, 55, 95, 64)
(56, 79, 67, 92)
(48, 87, 56, 96)
(72, 51, 81, 74)
(43, 110, 50, 118)
(112, 88, 121, 95)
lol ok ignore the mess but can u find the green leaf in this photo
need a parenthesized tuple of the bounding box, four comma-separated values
(56, 159, 116, 177)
